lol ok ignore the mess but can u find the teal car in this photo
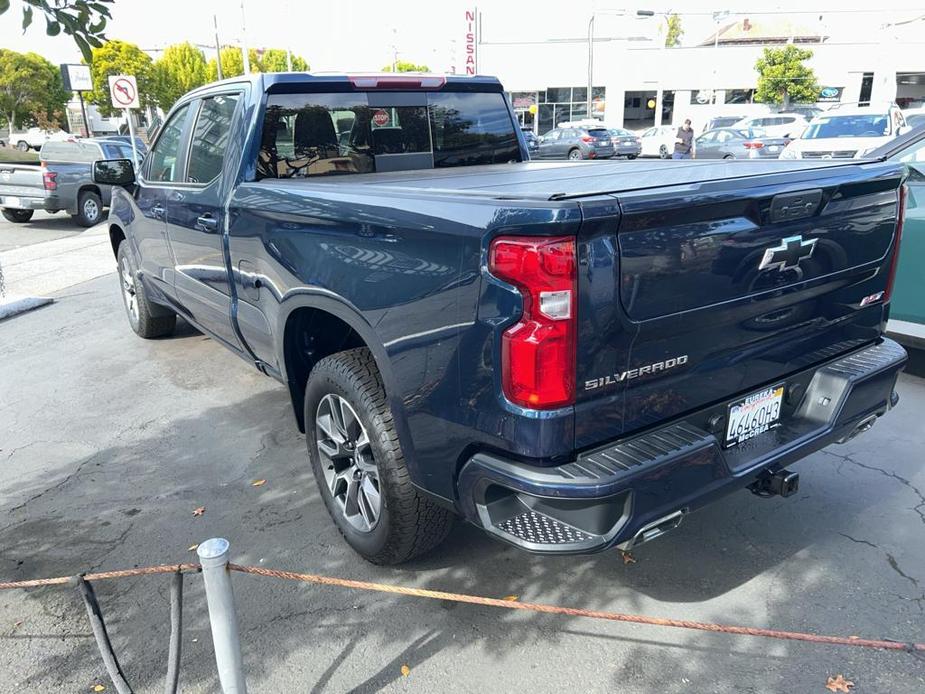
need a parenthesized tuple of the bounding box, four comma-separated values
(871, 127, 925, 336)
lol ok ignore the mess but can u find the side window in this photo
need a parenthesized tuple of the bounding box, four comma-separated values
(543, 129, 559, 141)
(641, 128, 654, 138)
(147, 103, 191, 183)
(428, 91, 519, 167)
(101, 144, 121, 159)
(716, 130, 732, 143)
(187, 94, 241, 184)
(698, 132, 716, 144)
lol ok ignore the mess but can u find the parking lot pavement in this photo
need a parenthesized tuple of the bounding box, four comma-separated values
(0, 211, 86, 252)
(1, 275, 923, 693)
(0, 216, 112, 298)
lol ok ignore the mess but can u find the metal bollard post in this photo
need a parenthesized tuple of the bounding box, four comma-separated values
(197, 538, 247, 693)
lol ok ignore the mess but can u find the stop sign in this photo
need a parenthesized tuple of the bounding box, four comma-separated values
(372, 109, 390, 127)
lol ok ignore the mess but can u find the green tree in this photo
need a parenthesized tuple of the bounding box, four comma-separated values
(0, 0, 114, 61)
(206, 46, 250, 81)
(151, 42, 207, 109)
(256, 49, 308, 72)
(381, 60, 430, 73)
(86, 39, 154, 116)
(0, 49, 69, 134)
(664, 14, 683, 48)
(754, 45, 819, 107)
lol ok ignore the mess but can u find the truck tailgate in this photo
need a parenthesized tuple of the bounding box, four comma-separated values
(573, 160, 905, 448)
(0, 164, 44, 201)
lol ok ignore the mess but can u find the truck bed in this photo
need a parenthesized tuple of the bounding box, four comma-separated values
(262, 159, 884, 200)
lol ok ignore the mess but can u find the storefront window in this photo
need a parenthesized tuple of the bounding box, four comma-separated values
(546, 87, 572, 103)
(725, 89, 754, 104)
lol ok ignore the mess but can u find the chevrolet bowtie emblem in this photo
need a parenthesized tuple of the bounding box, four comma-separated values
(758, 235, 817, 272)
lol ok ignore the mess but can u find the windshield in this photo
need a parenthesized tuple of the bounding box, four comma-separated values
(802, 114, 892, 139)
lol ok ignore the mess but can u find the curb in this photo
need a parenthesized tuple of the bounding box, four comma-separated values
(0, 295, 54, 321)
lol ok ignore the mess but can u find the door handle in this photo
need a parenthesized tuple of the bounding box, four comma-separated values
(195, 213, 219, 233)
(151, 203, 165, 219)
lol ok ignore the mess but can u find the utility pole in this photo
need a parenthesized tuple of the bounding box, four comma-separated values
(240, 0, 251, 75)
(213, 14, 223, 80)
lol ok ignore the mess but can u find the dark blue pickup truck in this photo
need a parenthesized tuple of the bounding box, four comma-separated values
(94, 73, 908, 564)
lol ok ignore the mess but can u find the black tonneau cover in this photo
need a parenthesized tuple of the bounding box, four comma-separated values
(270, 159, 884, 201)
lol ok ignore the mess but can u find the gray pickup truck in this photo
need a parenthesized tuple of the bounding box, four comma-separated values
(0, 138, 140, 226)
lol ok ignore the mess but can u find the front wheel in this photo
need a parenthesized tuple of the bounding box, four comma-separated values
(568, 148, 583, 161)
(306, 348, 454, 564)
(16, 141, 29, 152)
(117, 241, 176, 338)
(659, 144, 670, 159)
(2, 208, 34, 223)
(627, 154, 638, 160)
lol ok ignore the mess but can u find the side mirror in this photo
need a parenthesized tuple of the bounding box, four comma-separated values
(94, 158, 135, 186)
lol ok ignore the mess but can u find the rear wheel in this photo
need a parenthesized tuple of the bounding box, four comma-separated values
(659, 144, 670, 159)
(117, 241, 176, 338)
(627, 154, 638, 160)
(74, 190, 103, 227)
(306, 347, 454, 564)
(723, 154, 735, 160)
(568, 148, 583, 161)
(2, 208, 34, 223)
(16, 141, 29, 152)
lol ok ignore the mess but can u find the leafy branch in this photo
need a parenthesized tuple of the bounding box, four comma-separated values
(0, 0, 115, 61)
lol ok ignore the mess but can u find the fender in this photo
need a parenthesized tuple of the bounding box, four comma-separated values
(274, 290, 420, 476)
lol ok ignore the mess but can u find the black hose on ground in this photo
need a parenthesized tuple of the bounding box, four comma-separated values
(72, 575, 133, 694)
(164, 570, 183, 694)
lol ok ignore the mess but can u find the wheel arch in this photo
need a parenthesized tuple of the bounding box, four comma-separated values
(277, 294, 402, 437)
(108, 223, 126, 259)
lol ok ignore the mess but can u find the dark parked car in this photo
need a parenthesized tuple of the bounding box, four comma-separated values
(95, 72, 907, 565)
(535, 125, 614, 160)
(703, 115, 746, 132)
(694, 127, 790, 159)
(607, 128, 642, 158)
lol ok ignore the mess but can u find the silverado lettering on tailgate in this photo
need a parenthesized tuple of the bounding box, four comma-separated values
(584, 355, 689, 391)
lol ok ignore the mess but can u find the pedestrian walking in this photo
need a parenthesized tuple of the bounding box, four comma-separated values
(673, 119, 694, 159)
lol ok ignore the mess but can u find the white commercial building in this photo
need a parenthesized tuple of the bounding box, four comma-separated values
(475, 13, 925, 133)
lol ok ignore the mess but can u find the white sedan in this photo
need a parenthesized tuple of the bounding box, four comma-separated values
(638, 125, 678, 158)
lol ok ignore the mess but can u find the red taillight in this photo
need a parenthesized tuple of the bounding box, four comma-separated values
(580, 135, 594, 143)
(489, 236, 577, 409)
(42, 167, 57, 191)
(883, 184, 907, 303)
(743, 141, 764, 149)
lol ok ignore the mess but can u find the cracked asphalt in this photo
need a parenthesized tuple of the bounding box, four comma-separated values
(1, 273, 924, 693)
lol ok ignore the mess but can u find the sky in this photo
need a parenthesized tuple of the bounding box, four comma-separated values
(2, 0, 925, 73)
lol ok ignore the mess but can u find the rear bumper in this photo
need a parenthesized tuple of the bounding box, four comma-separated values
(0, 194, 54, 211)
(457, 338, 907, 554)
(613, 144, 642, 157)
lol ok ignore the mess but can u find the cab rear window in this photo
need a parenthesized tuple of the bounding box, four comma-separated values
(256, 90, 521, 179)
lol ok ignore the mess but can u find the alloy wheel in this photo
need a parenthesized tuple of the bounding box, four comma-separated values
(315, 393, 382, 533)
(84, 198, 100, 223)
(119, 256, 139, 324)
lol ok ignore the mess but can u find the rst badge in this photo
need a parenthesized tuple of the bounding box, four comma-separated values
(584, 355, 689, 391)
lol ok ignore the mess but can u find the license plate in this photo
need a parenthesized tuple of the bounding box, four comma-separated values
(599, 140, 610, 146)
(724, 384, 784, 448)
(3, 196, 20, 208)
(768, 145, 779, 152)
